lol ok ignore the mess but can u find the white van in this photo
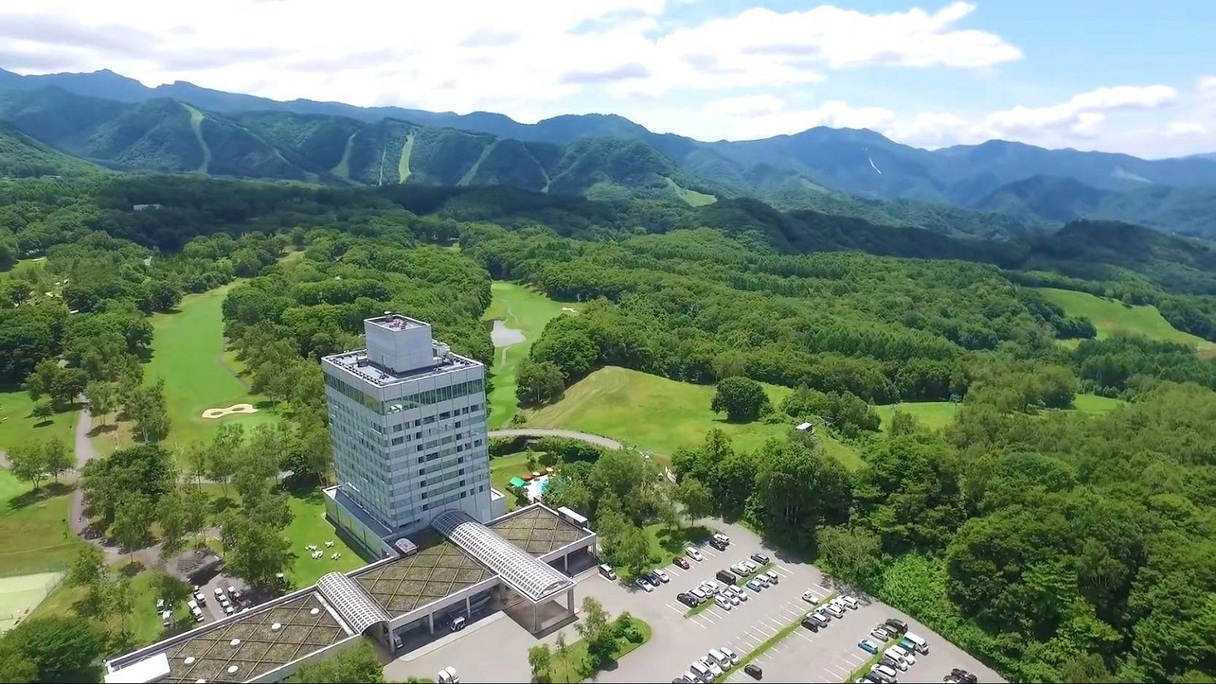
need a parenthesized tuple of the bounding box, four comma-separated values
(690, 659, 714, 682)
(903, 632, 929, 654)
(839, 595, 860, 610)
(437, 666, 460, 683)
(871, 663, 899, 681)
(598, 564, 617, 580)
(708, 649, 731, 669)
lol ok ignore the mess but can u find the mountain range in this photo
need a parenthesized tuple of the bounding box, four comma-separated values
(1, 67, 1215, 240)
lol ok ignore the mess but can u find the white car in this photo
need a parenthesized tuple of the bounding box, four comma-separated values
(635, 578, 654, 592)
(724, 592, 740, 605)
(713, 595, 732, 611)
(840, 595, 860, 610)
(824, 604, 845, 618)
(741, 559, 758, 573)
(720, 647, 740, 666)
(762, 570, 779, 584)
(703, 579, 724, 593)
(730, 586, 749, 601)
(691, 587, 708, 600)
(700, 656, 725, 677)
(871, 663, 899, 681)
(731, 563, 749, 576)
(213, 587, 224, 597)
(653, 569, 670, 583)
(746, 579, 764, 592)
(193, 591, 207, 605)
(888, 644, 916, 665)
(686, 547, 704, 562)
(802, 590, 819, 603)
(712, 533, 730, 546)
(871, 627, 892, 641)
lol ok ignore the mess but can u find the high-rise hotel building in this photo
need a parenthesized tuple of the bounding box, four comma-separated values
(321, 314, 492, 536)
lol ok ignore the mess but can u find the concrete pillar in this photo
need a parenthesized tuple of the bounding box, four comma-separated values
(465, 596, 471, 617)
(428, 612, 434, 634)
(566, 588, 574, 614)
(563, 553, 569, 574)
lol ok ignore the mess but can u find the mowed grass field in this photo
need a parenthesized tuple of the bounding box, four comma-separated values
(0, 470, 79, 580)
(874, 393, 1125, 432)
(0, 388, 78, 452)
(482, 282, 581, 429)
(525, 366, 863, 470)
(94, 282, 273, 454)
(1037, 287, 1216, 355)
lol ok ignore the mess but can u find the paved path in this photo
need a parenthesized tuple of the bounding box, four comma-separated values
(487, 428, 623, 451)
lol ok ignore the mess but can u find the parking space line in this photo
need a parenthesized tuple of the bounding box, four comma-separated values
(666, 602, 685, 615)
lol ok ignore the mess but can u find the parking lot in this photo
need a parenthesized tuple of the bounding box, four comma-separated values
(386, 520, 1006, 684)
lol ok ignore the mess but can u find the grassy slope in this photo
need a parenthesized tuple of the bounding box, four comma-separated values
(180, 103, 211, 174)
(0, 474, 77, 578)
(482, 282, 581, 429)
(332, 132, 355, 181)
(397, 131, 415, 183)
(93, 282, 272, 454)
(1037, 287, 1216, 354)
(525, 366, 862, 469)
(664, 177, 717, 206)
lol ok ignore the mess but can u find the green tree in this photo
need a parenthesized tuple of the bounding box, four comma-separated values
(3, 615, 105, 682)
(553, 632, 571, 683)
(6, 440, 48, 490)
(111, 578, 135, 639)
(816, 526, 884, 590)
(86, 380, 117, 425)
(0, 638, 36, 683)
(221, 513, 293, 590)
(111, 494, 155, 554)
(129, 378, 170, 443)
(288, 640, 384, 682)
(23, 358, 60, 402)
(517, 358, 566, 407)
(156, 489, 192, 559)
(575, 597, 617, 672)
(42, 438, 71, 483)
(49, 367, 87, 410)
(528, 643, 553, 683)
(613, 526, 652, 579)
(675, 477, 713, 525)
(30, 399, 53, 422)
(67, 544, 106, 588)
(710, 376, 771, 423)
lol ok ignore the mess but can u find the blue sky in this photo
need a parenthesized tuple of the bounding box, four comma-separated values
(1, 0, 1212, 157)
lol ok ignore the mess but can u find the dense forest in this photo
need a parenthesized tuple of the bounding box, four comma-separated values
(2, 173, 1216, 682)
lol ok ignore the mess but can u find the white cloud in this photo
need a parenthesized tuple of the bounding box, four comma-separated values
(1166, 121, 1207, 137)
(979, 85, 1177, 137)
(1199, 75, 1216, 102)
(0, 0, 1020, 113)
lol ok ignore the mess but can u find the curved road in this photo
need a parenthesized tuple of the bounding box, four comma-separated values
(487, 428, 623, 451)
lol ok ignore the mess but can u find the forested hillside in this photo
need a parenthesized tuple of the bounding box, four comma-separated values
(3, 173, 1216, 682)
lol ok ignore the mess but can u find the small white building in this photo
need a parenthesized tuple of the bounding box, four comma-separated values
(795, 422, 814, 432)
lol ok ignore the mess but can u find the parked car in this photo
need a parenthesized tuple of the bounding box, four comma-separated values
(950, 669, 978, 684)
(160, 610, 171, 626)
(213, 587, 225, 597)
(713, 533, 730, 546)
(729, 586, 749, 601)
(801, 616, 820, 632)
(645, 571, 662, 585)
(741, 559, 758, 573)
(724, 592, 740, 605)
(871, 664, 899, 682)
(653, 569, 670, 583)
(744, 663, 763, 680)
(635, 578, 654, 592)
(761, 570, 779, 584)
(881, 655, 903, 672)
(709, 538, 727, 551)
(691, 586, 708, 600)
(721, 647, 740, 666)
(871, 626, 892, 641)
(599, 564, 617, 580)
(715, 570, 737, 585)
(677, 592, 699, 607)
(713, 595, 732, 611)
(824, 604, 845, 618)
(731, 563, 749, 576)
(193, 591, 207, 605)
(840, 595, 860, 610)
(812, 609, 832, 623)
(437, 666, 459, 684)
(746, 579, 764, 592)
(885, 618, 909, 634)
(674, 556, 691, 569)
(700, 657, 725, 678)
(859, 639, 882, 654)
(805, 613, 829, 628)
(750, 552, 769, 564)
(888, 645, 916, 665)
(702, 579, 724, 594)
(686, 547, 704, 562)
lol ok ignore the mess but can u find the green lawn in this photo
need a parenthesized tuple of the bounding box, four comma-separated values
(526, 366, 862, 468)
(1070, 393, 1125, 414)
(873, 402, 959, 432)
(482, 282, 581, 429)
(549, 617, 652, 683)
(0, 481, 78, 578)
(0, 388, 78, 453)
(1037, 288, 1216, 355)
(641, 523, 711, 577)
(282, 488, 367, 587)
(95, 282, 273, 454)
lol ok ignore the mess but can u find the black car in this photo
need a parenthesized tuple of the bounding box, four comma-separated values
(676, 592, 699, 607)
(645, 571, 663, 585)
(744, 663, 763, 680)
(751, 552, 770, 564)
(884, 618, 909, 634)
(951, 669, 978, 683)
(880, 655, 899, 670)
(800, 617, 820, 632)
(715, 570, 738, 585)
(709, 538, 728, 551)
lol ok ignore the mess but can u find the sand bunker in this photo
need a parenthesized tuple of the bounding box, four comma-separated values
(201, 403, 259, 419)
(562, 307, 578, 313)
